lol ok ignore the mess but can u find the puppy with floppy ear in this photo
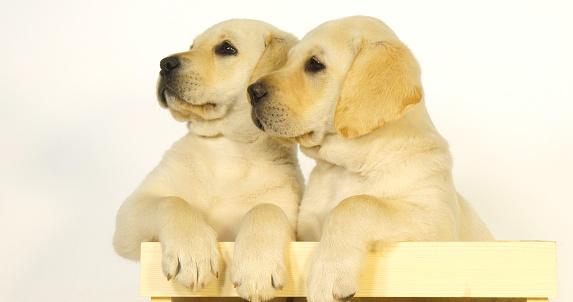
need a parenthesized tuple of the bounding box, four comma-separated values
(249, 16, 494, 302)
(113, 19, 303, 302)
(334, 38, 423, 138)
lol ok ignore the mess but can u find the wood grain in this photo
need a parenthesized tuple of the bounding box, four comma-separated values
(140, 241, 557, 299)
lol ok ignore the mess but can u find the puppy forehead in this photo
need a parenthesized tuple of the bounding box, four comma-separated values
(288, 43, 327, 62)
(287, 28, 352, 63)
(303, 16, 397, 45)
(292, 19, 367, 57)
(193, 19, 269, 46)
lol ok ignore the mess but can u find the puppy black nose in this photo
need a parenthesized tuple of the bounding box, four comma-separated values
(248, 82, 268, 106)
(159, 56, 180, 77)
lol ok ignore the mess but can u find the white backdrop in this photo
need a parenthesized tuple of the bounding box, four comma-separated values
(0, 0, 571, 301)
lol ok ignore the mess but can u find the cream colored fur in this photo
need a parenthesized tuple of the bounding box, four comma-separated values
(249, 16, 494, 302)
(113, 19, 303, 302)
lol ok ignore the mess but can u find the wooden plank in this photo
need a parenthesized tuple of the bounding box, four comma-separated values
(140, 241, 557, 298)
(150, 298, 172, 302)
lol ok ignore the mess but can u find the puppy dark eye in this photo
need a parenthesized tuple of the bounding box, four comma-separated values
(216, 41, 237, 55)
(305, 56, 325, 72)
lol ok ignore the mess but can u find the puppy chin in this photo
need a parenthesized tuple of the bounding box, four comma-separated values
(295, 131, 322, 148)
(266, 123, 324, 148)
(161, 90, 230, 122)
(268, 130, 324, 150)
(168, 108, 193, 122)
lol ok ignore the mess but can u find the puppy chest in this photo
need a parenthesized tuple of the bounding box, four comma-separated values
(188, 137, 258, 182)
(205, 156, 252, 182)
(206, 196, 249, 241)
(175, 147, 253, 185)
(305, 168, 371, 211)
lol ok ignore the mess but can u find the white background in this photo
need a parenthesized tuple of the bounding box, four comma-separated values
(1, 0, 571, 301)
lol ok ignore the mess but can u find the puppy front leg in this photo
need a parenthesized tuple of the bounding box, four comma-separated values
(306, 196, 371, 302)
(114, 193, 220, 290)
(158, 196, 220, 291)
(231, 203, 295, 302)
(307, 194, 447, 302)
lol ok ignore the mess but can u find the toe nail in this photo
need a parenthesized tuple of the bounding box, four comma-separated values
(334, 293, 355, 301)
(166, 274, 172, 281)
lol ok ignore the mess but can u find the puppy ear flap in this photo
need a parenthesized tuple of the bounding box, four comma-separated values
(334, 40, 423, 138)
(249, 33, 296, 86)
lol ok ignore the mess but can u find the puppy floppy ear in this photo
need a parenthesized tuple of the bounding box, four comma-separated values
(334, 40, 423, 138)
(249, 32, 297, 86)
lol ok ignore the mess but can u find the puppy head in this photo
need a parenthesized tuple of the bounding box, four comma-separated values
(156, 19, 297, 137)
(249, 16, 422, 145)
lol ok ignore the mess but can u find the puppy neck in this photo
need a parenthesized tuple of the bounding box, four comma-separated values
(301, 100, 449, 174)
(187, 119, 265, 143)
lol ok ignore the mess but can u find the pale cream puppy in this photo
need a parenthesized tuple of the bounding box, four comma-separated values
(248, 16, 494, 302)
(113, 19, 303, 302)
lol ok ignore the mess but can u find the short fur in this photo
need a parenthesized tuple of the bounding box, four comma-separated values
(249, 16, 494, 302)
(113, 19, 303, 302)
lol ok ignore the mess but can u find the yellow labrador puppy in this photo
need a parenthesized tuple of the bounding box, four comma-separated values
(113, 19, 303, 302)
(248, 16, 494, 302)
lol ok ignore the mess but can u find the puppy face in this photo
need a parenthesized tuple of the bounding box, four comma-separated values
(157, 19, 296, 136)
(249, 16, 423, 146)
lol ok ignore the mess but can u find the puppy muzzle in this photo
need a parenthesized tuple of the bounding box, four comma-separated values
(157, 56, 182, 108)
(248, 82, 268, 131)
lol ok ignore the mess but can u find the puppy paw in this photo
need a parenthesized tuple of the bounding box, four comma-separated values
(307, 245, 362, 302)
(230, 241, 288, 302)
(160, 223, 220, 291)
(230, 203, 294, 302)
